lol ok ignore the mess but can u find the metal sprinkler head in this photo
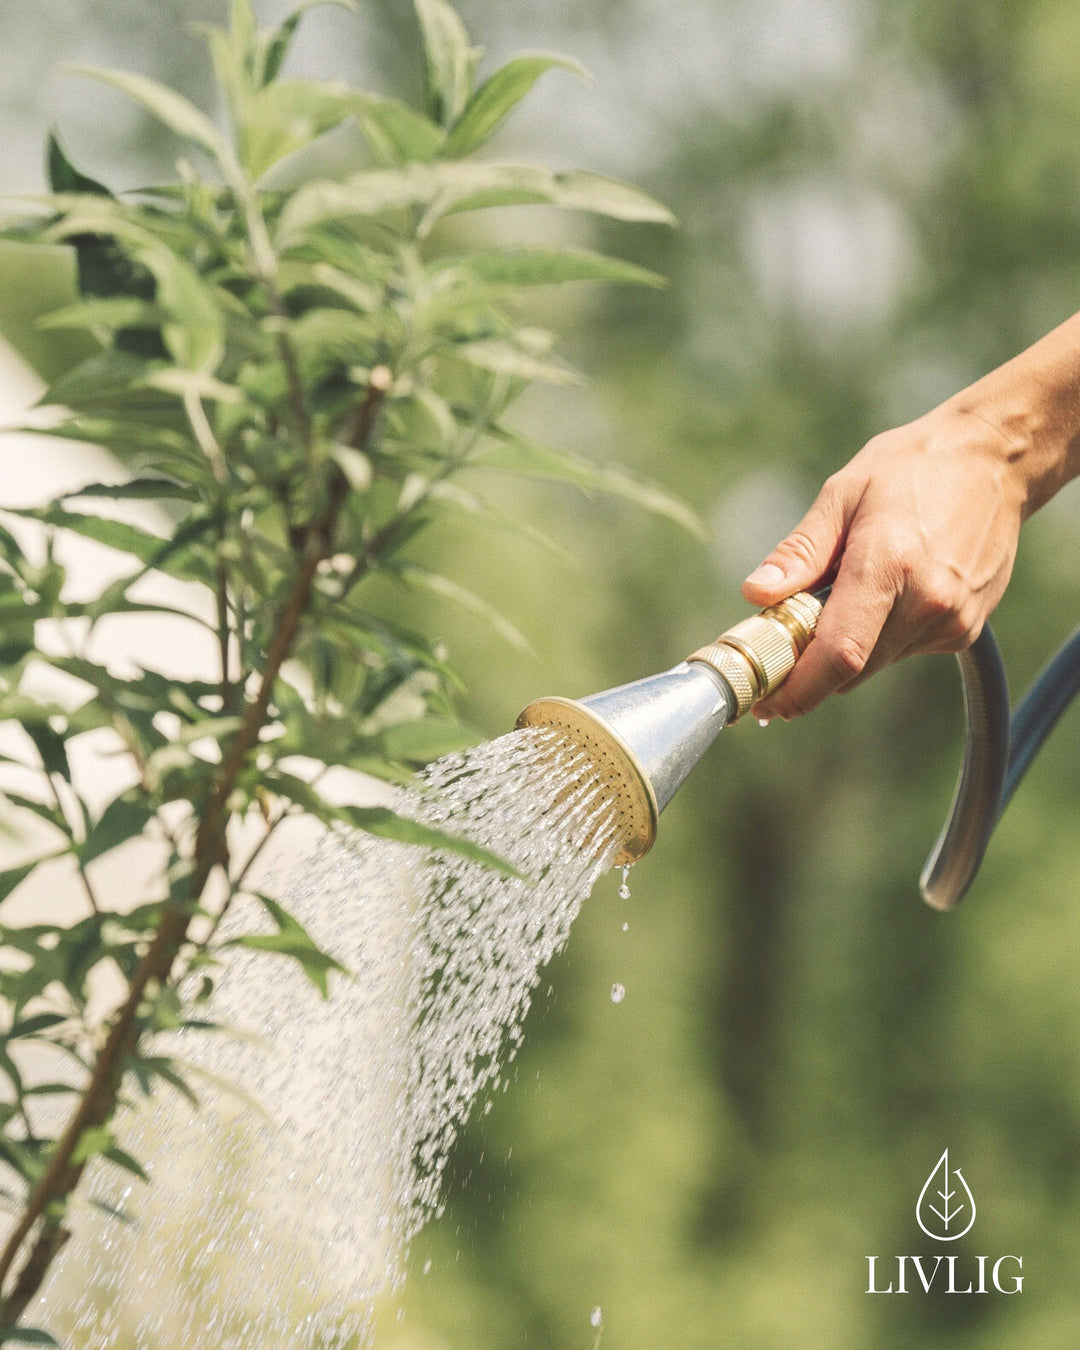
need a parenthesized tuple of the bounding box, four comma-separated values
(516, 592, 823, 866)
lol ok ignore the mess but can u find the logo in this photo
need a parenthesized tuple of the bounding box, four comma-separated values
(916, 1148, 976, 1241)
(865, 1149, 1023, 1296)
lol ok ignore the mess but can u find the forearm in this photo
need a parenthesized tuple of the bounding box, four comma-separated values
(949, 308, 1080, 517)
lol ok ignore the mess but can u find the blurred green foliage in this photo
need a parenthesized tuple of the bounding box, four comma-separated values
(4, 1, 1080, 1348)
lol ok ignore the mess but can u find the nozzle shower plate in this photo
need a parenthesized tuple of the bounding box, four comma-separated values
(515, 696, 659, 867)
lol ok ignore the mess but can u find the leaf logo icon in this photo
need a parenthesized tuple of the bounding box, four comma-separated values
(917, 1149, 976, 1241)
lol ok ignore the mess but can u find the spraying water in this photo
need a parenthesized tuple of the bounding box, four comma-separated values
(34, 726, 622, 1347)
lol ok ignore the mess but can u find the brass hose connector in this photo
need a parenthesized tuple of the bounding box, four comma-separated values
(687, 591, 823, 721)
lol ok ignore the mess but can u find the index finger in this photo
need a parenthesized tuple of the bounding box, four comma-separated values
(754, 566, 896, 719)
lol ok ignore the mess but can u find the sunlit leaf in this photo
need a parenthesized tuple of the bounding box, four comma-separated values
(37, 296, 159, 334)
(445, 54, 588, 157)
(380, 715, 482, 762)
(392, 561, 534, 652)
(436, 247, 664, 288)
(414, 0, 475, 127)
(259, 0, 357, 87)
(62, 66, 229, 164)
(476, 435, 705, 537)
(227, 893, 347, 998)
(339, 804, 523, 878)
(71, 1125, 114, 1166)
(455, 338, 579, 385)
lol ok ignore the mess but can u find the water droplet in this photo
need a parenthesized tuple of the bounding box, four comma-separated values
(621, 922, 629, 932)
(610, 983, 625, 1004)
(618, 863, 631, 900)
(757, 716, 770, 728)
(422, 1259, 432, 1275)
(590, 1306, 603, 1328)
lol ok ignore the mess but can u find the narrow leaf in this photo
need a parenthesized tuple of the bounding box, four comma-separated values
(548, 169, 677, 224)
(445, 54, 588, 157)
(341, 805, 524, 878)
(46, 128, 110, 196)
(0, 1330, 62, 1347)
(71, 1125, 114, 1166)
(260, 0, 357, 87)
(414, 0, 474, 126)
(63, 66, 228, 163)
(63, 477, 196, 503)
(80, 794, 154, 867)
(346, 92, 444, 165)
(476, 435, 705, 537)
(381, 716, 482, 762)
(436, 246, 664, 288)
(456, 339, 578, 385)
(104, 1144, 150, 1183)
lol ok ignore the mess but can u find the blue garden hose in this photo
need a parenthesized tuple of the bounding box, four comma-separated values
(916, 622, 1080, 909)
(809, 586, 1080, 909)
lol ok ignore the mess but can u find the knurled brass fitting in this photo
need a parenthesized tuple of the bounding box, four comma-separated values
(687, 591, 823, 721)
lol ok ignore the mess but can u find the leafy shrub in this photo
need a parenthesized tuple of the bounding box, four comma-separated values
(0, 0, 679, 1338)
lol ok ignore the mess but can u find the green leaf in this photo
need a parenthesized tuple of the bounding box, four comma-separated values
(381, 716, 482, 762)
(71, 1125, 114, 1166)
(37, 296, 159, 334)
(476, 435, 705, 537)
(46, 128, 110, 196)
(345, 93, 444, 165)
(134, 247, 224, 374)
(7, 1012, 67, 1039)
(88, 1199, 137, 1227)
(259, 0, 357, 87)
(131, 1056, 200, 1107)
(436, 246, 664, 288)
(63, 65, 229, 164)
(104, 1144, 150, 1183)
(394, 562, 534, 651)
(228, 893, 346, 998)
(455, 338, 579, 385)
(242, 80, 356, 180)
(62, 476, 197, 503)
(445, 54, 588, 157)
(25, 722, 71, 781)
(546, 169, 677, 224)
(41, 349, 156, 412)
(10, 503, 169, 565)
(340, 805, 524, 878)
(414, 0, 475, 127)
(0, 1329, 62, 1347)
(80, 794, 154, 867)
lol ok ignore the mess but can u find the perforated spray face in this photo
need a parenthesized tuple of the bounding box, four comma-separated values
(515, 696, 658, 867)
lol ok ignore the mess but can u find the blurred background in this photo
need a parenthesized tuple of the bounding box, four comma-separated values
(4, 1, 1080, 1346)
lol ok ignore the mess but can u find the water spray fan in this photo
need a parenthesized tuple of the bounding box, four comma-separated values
(517, 591, 1080, 910)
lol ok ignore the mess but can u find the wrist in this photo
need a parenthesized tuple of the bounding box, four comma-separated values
(945, 311, 1080, 518)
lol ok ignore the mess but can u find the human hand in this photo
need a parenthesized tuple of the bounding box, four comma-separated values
(740, 403, 1028, 720)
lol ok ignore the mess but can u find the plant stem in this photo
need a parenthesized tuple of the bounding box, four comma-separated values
(0, 380, 390, 1324)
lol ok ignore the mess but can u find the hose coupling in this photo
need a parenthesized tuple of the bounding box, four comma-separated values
(687, 591, 823, 721)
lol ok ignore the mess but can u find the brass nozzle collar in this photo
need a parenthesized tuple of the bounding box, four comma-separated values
(687, 591, 823, 721)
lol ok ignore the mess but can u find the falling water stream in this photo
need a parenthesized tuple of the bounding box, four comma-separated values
(34, 726, 624, 1347)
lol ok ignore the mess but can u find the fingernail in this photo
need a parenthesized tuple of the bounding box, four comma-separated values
(744, 561, 785, 588)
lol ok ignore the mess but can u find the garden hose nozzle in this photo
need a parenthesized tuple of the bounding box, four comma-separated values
(686, 590, 823, 722)
(516, 592, 823, 865)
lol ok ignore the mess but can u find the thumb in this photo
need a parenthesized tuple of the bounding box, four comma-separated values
(741, 478, 851, 605)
